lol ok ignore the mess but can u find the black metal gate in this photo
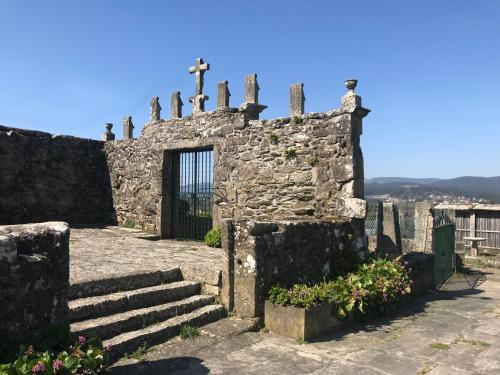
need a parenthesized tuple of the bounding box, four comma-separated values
(432, 212, 456, 288)
(172, 148, 213, 240)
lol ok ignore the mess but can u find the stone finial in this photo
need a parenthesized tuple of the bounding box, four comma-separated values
(341, 79, 370, 118)
(101, 123, 115, 141)
(290, 83, 305, 116)
(239, 73, 267, 120)
(123, 116, 134, 139)
(188, 57, 210, 115)
(345, 79, 358, 92)
(217, 81, 231, 109)
(150, 96, 162, 123)
(171, 92, 183, 118)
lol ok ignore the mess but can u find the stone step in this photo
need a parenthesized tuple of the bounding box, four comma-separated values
(71, 295, 215, 340)
(69, 280, 200, 322)
(69, 268, 183, 300)
(105, 304, 226, 360)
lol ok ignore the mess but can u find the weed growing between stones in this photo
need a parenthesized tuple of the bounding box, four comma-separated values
(121, 218, 136, 229)
(180, 325, 200, 340)
(306, 155, 319, 167)
(283, 147, 297, 160)
(268, 132, 279, 145)
(429, 342, 449, 350)
(125, 341, 148, 361)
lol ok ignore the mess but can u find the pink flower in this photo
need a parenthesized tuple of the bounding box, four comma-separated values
(32, 362, 45, 373)
(53, 359, 64, 371)
(103, 344, 112, 352)
(78, 336, 86, 345)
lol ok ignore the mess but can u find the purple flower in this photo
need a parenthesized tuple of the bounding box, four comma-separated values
(103, 344, 112, 352)
(53, 359, 64, 371)
(32, 362, 45, 373)
(78, 336, 86, 345)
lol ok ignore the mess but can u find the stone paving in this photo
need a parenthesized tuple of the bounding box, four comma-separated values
(69, 226, 223, 287)
(112, 268, 500, 374)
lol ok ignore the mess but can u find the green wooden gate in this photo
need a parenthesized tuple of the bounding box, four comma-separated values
(432, 212, 456, 288)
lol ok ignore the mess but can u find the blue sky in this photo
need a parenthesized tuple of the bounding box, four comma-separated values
(0, 0, 499, 178)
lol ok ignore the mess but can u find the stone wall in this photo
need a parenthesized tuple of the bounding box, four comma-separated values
(0, 126, 115, 225)
(0, 222, 70, 359)
(105, 106, 367, 235)
(221, 219, 366, 317)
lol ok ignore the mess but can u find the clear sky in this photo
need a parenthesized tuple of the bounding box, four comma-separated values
(0, 0, 499, 178)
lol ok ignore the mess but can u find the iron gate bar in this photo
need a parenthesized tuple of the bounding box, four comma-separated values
(172, 148, 213, 240)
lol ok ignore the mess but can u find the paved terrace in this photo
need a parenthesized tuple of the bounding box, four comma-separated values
(113, 269, 500, 374)
(69, 226, 223, 289)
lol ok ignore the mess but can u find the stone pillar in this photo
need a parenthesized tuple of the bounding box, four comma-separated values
(414, 202, 434, 253)
(290, 83, 305, 116)
(381, 203, 402, 258)
(171, 92, 183, 119)
(0, 222, 70, 355)
(239, 73, 267, 120)
(367, 201, 384, 254)
(123, 116, 134, 139)
(217, 81, 231, 109)
(469, 210, 476, 238)
(101, 123, 115, 141)
(341, 79, 370, 200)
(150, 96, 161, 123)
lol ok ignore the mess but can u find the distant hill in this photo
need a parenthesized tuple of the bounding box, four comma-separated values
(366, 177, 443, 184)
(365, 176, 500, 203)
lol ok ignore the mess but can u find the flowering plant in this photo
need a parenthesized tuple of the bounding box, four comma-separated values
(0, 337, 111, 375)
(268, 257, 412, 319)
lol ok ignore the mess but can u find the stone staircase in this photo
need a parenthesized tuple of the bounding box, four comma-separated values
(69, 268, 225, 359)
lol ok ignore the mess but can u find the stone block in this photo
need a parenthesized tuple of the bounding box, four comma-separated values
(264, 301, 341, 340)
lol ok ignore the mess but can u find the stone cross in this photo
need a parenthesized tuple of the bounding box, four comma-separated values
(101, 123, 115, 141)
(150, 96, 162, 123)
(239, 73, 267, 120)
(123, 116, 134, 139)
(189, 58, 210, 114)
(217, 81, 230, 109)
(171, 92, 183, 118)
(189, 58, 210, 96)
(290, 83, 305, 116)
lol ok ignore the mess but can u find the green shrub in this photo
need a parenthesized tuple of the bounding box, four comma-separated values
(204, 226, 221, 248)
(0, 336, 110, 375)
(268, 258, 412, 319)
(179, 325, 199, 340)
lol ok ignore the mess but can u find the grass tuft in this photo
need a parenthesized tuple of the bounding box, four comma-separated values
(180, 325, 200, 340)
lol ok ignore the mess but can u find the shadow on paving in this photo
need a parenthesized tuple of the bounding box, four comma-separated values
(309, 268, 489, 344)
(111, 356, 209, 375)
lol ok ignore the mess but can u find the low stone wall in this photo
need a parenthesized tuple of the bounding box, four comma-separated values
(0, 126, 115, 225)
(402, 252, 435, 296)
(0, 222, 70, 358)
(221, 219, 367, 317)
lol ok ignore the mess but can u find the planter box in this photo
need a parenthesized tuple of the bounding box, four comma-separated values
(264, 300, 342, 340)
